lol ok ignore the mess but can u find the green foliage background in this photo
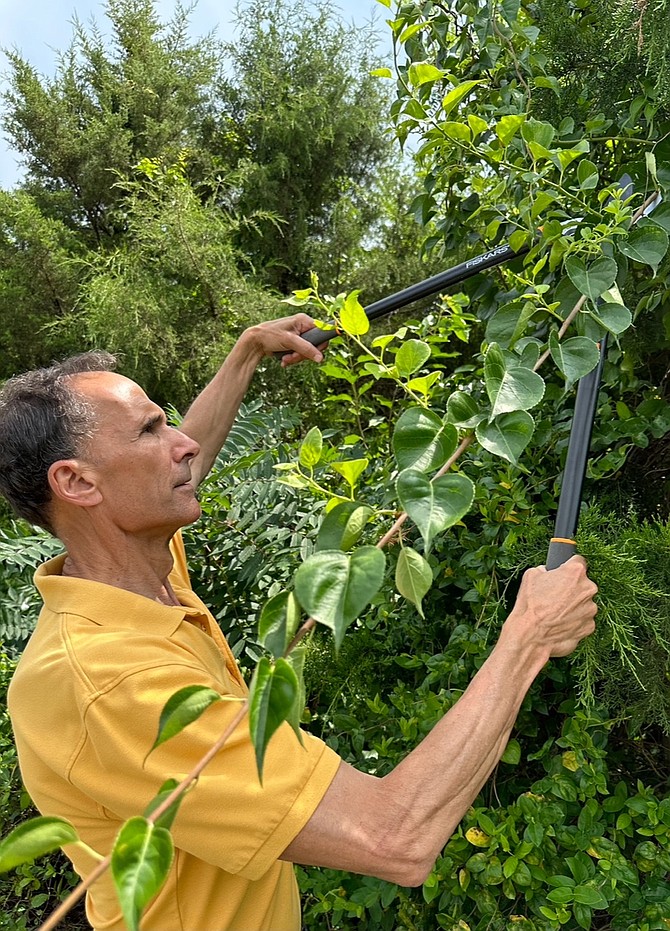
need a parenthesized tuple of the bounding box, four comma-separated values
(2, 0, 670, 929)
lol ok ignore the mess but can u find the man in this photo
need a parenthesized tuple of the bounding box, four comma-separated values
(2, 314, 598, 931)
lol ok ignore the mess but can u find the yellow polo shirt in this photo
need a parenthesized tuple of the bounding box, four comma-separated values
(8, 533, 341, 931)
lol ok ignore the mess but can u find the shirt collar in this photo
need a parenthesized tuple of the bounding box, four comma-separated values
(34, 553, 190, 637)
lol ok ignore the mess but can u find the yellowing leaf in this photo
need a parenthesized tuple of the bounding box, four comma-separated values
(340, 290, 369, 336)
(466, 827, 491, 847)
(561, 751, 580, 772)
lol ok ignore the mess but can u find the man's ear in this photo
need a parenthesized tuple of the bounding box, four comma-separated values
(48, 460, 103, 508)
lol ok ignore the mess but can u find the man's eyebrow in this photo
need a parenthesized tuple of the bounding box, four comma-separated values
(139, 411, 166, 432)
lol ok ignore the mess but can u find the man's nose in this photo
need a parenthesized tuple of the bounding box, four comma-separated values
(174, 429, 200, 461)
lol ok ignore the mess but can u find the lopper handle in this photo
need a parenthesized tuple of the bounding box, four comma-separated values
(546, 538, 577, 570)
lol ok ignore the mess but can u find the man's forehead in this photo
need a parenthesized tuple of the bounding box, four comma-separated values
(67, 371, 155, 417)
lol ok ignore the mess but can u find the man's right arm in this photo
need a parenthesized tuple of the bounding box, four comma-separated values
(281, 555, 598, 885)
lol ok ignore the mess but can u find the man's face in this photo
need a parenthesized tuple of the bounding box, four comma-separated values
(68, 371, 202, 536)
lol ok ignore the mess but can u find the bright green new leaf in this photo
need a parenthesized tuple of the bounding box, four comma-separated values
(370, 67, 392, 78)
(316, 501, 373, 552)
(143, 779, 182, 832)
(409, 62, 445, 86)
(393, 407, 458, 473)
(484, 343, 545, 418)
(299, 426, 323, 468)
(476, 411, 535, 464)
(331, 458, 368, 489)
(258, 591, 300, 658)
(340, 290, 369, 336)
(249, 657, 300, 780)
(395, 339, 431, 376)
(442, 79, 482, 116)
(617, 223, 669, 271)
(442, 121, 472, 143)
(0, 816, 78, 873)
(396, 547, 433, 617)
(549, 332, 601, 384)
(556, 139, 590, 171)
(151, 685, 222, 753)
(495, 114, 525, 146)
(446, 392, 482, 428)
(565, 255, 618, 301)
(111, 817, 174, 931)
(467, 113, 488, 137)
(396, 469, 475, 551)
(375, 0, 391, 8)
(406, 371, 441, 396)
(294, 548, 386, 649)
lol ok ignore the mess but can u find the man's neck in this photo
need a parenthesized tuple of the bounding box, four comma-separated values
(60, 530, 179, 606)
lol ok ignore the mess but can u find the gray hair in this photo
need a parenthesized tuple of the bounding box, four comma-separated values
(0, 352, 118, 534)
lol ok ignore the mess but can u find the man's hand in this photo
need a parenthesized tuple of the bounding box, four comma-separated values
(244, 313, 329, 368)
(503, 555, 598, 660)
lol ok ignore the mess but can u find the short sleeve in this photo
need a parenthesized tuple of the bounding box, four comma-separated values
(71, 657, 341, 880)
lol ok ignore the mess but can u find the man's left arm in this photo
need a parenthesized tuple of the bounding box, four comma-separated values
(180, 313, 325, 487)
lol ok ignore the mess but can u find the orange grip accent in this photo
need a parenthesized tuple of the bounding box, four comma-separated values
(550, 537, 576, 545)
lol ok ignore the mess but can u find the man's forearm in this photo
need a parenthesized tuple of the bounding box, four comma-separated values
(180, 330, 265, 487)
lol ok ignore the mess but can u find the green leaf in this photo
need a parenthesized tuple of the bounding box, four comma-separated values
(143, 779, 182, 832)
(485, 301, 535, 348)
(446, 392, 482, 428)
(617, 223, 669, 271)
(299, 426, 323, 468)
(316, 501, 373, 551)
(294, 548, 386, 648)
(467, 113, 488, 137)
(484, 343, 545, 417)
(577, 159, 599, 190)
(340, 290, 369, 336)
(521, 118, 555, 148)
(393, 408, 458, 473)
(370, 67, 392, 78)
(409, 62, 445, 86)
(589, 301, 632, 335)
(442, 79, 482, 115)
(442, 121, 472, 143)
(495, 114, 525, 146)
(331, 458, 368, 488)
(151, 685, 222, 753)
(396, 469, 475, 551)
(258, 591, 300, 658)
(565, 255, 618, 301)
(0, 817, 78, 872)
(249, 657, 300, 780)
(476, 411, 535, 464)
(396, 547, 433, 617)
(406, 371, 441, 396)
(111, 817, 174, 931)
(501, 738, 522, 765)
(395, 339, 431, 376)
(549, 332, 601, 384)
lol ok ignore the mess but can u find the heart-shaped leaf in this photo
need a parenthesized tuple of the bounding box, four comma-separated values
(484, 343, 545, 418)
(588, 301, 632, 335)
(395, 339, 431, 376)
(393, 408, 458, 472)
(565, 255, 618, 301)
(617, 222, 669, 271)
(476, 411, 535, 464)
(294, 547, 386, 648)
(111, 817, 174, 931)
(446, 392, 483, 428)
(396, 469, 475, 551)
(549, 332, 601, 384)
(396, 547, 433, 617)
(340, 290, 369, 336)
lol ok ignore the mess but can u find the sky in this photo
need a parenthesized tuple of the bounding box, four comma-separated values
(0, 0, 390, 187)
